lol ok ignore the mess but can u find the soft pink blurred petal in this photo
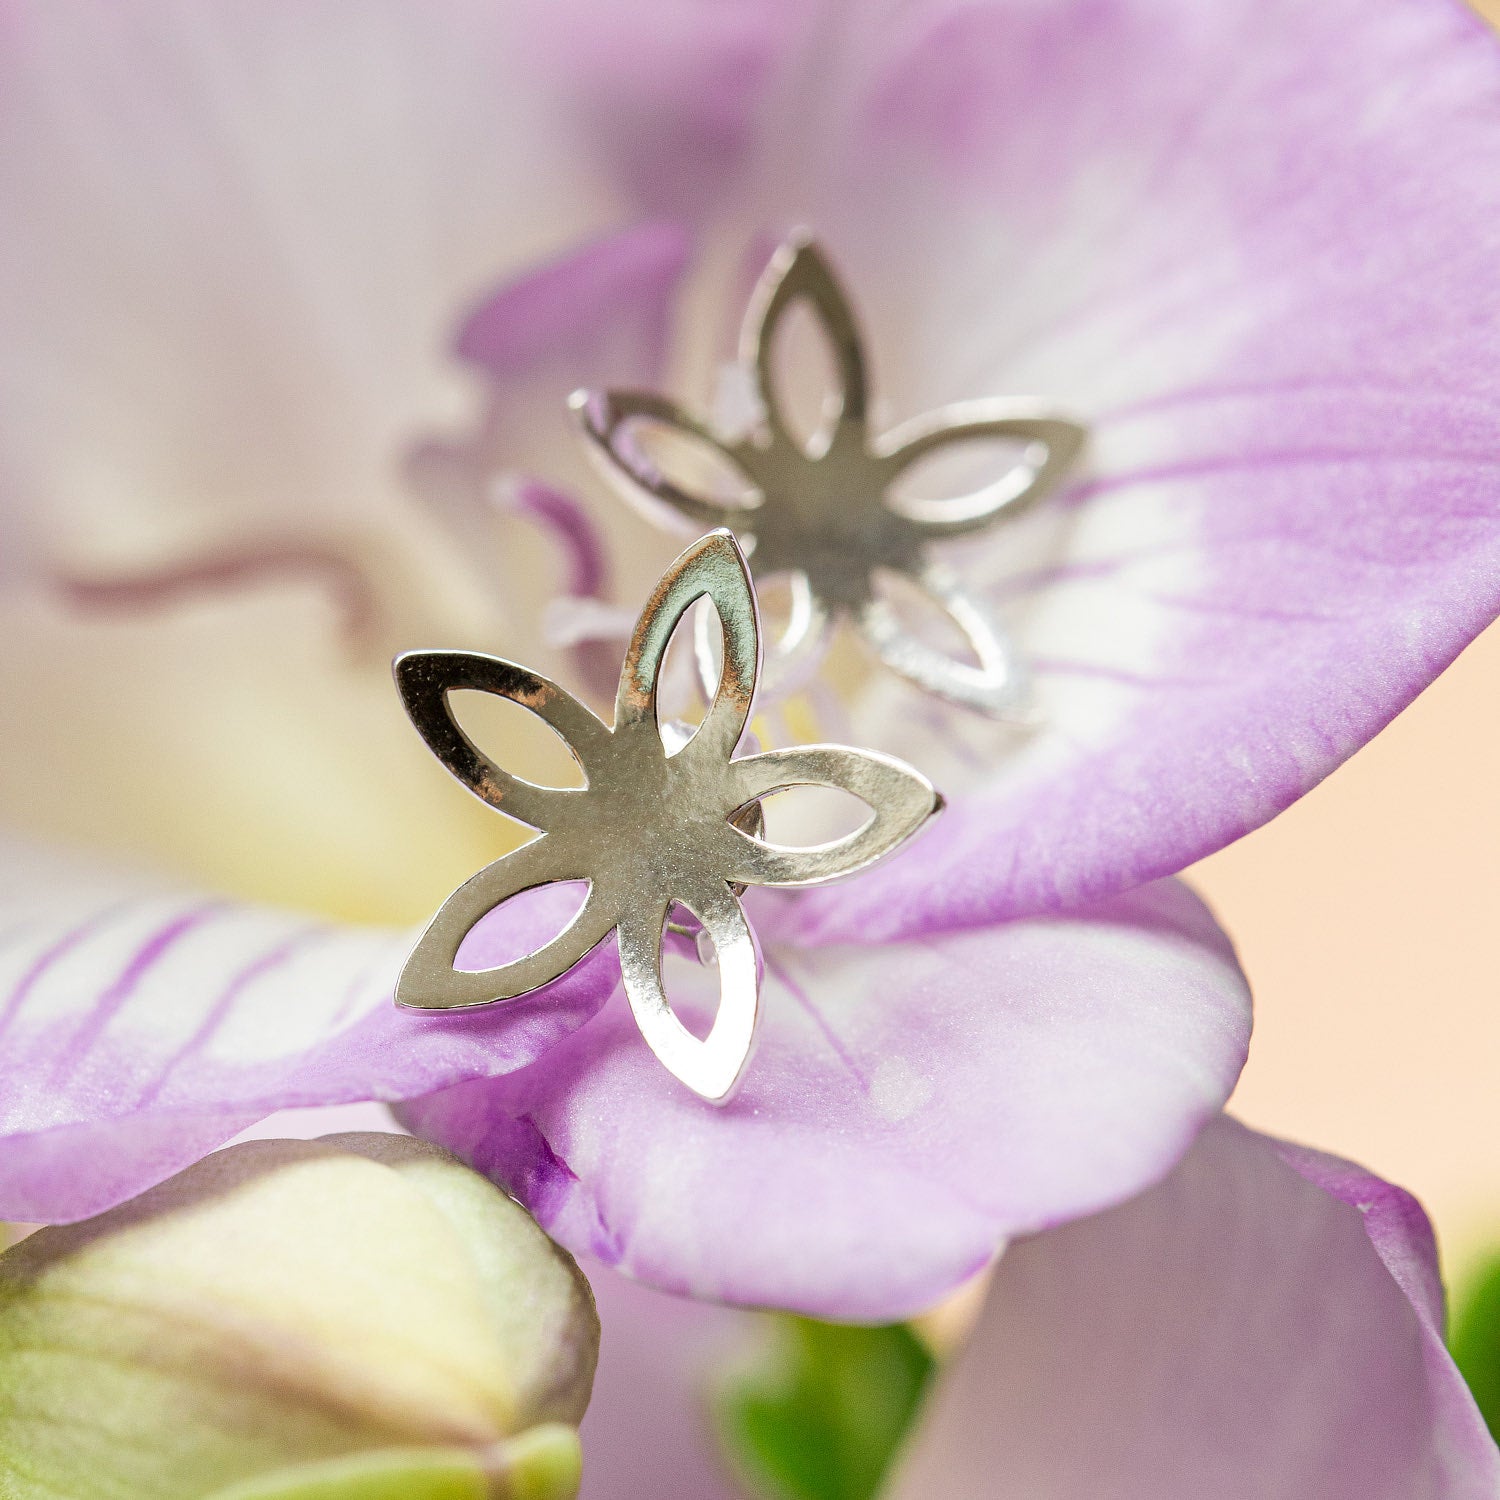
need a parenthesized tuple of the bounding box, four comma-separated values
(401, 879, 1250, 1319)
(0, 0, 604, 619)
(578, 1264, 749, 1500)
(0, 583, 521, 926)
(408, 223, 698, 684)
(518, 0, 804, 220)
(456, 222, 690, 387)
(0, 842, 616, 1222)
(887, 1115, 1500, 1500)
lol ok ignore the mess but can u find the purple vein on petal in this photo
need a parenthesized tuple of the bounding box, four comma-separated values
(56, 543, 380, 649)
(992, 187, 1419, 385)
(1030, 659, 1217, 689)
(326, 942, 401, 1031)
(934, 17, 1263, 388)
(987, 557, 1162, 603)
(764, 948, 869, 1091)
(1062, 450, 1500, 510)
(1092, 377, 1500, 426)
(46, 902, 225, 1087)
(0, 899, 135, 1041)
(971, 7, 1266, 379)
(504, 479, 609, 599)
(131, 924, 330, 1108)
(1142, 592, 1340, 625)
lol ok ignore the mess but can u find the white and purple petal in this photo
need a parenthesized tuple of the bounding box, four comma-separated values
(0, 842, 617, 1223)
(402, 878, 1250, 1319)
(887, 1115, 1500, 1500)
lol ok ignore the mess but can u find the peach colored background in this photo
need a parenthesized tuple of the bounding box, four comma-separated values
(1192, 620, 1500, 1286)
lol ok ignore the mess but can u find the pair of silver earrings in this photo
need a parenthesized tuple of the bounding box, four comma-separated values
(395, 234, 1085, 1102)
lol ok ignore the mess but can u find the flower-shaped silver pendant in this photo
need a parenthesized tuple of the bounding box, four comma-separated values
(572, 233, 1086, 714)
(395, 530, 942, 1102)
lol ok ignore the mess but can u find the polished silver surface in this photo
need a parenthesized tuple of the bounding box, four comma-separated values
(395, 530, 942, 1102)
(572, 231, 1086, 715)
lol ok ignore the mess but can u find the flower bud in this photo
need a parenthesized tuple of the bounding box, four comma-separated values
(0, 1133, 598, 1499)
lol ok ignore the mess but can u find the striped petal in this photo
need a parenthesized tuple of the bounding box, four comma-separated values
(0, 841, 617, 1223)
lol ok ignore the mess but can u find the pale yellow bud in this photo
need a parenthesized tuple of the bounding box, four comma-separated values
(0, 1134, 598, 1499)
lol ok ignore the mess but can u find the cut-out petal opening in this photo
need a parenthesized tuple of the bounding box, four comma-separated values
(764, 295, 850, 459)
(858, 566, 1023, 717)
(398, 840, 613, 1011)
(870, 566, 987, 669)
(448, 690, 589, 792)
(453, 879, 592, 972)
(572, 389, 761, 533)
(754, 783, 876, 849)
(617, 887, 761, 1103)
(623, 412, 762, 510)
(394, 651, 608, 830)
(656, 597, 724, 744)
(695, 569, 833, 705)
(658, 911, 724, 1042)
(721, 744, 941, 887)
(887, 434, 1042, 522)
(743, 234, 869, 451)
(879, 403, 1086, 537)
(615, 530, 760, 765)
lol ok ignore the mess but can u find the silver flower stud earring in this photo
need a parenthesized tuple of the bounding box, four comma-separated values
(394, 529, 942, 1102)
(571, 232, 1087, 715)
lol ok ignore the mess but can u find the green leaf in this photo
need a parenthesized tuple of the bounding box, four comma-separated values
(716, 1318, 935, 1500)
(1451, 1248, 1500, 1441)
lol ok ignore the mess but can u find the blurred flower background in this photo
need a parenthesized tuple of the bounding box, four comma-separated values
(3, 0, 1500, 1494)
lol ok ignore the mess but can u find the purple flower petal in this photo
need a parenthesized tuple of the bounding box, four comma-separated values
(0, 844, 617, 1223)
(887, 1115, 1499, 1500)
(501, 0, 1500, 927)
(10, 0, 1500, 932)
(401, 878, 1250, 1319)
(778, 0, 1500, 928)
(456, 222, 691, 389)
